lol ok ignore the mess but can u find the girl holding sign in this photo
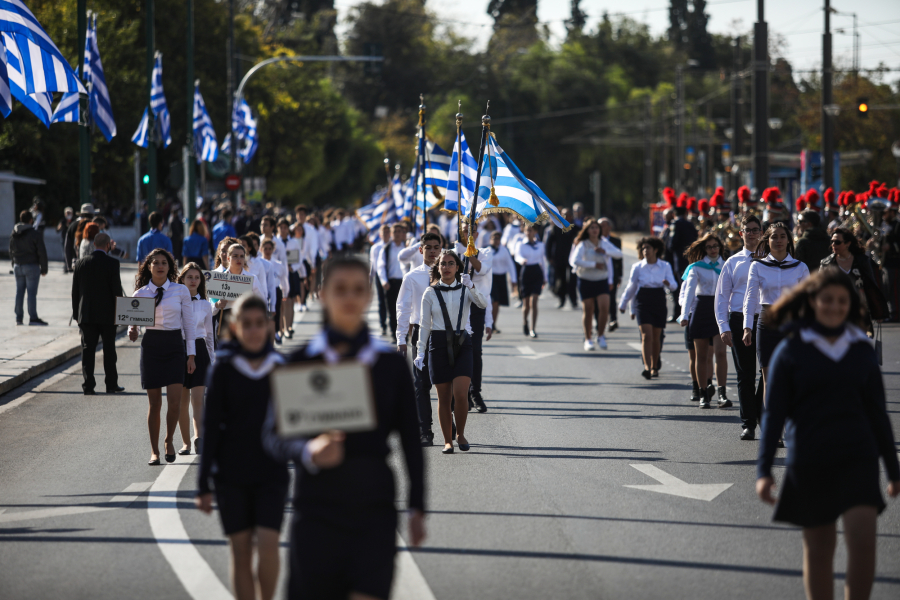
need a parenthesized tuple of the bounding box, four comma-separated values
(196, 294, 288, 600)
(211, 244, 267, 327)
(262, 257, 425, 600)
(128, 249, 196, 465)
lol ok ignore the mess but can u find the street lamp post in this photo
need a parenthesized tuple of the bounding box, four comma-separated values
(752, 0, 769, 196)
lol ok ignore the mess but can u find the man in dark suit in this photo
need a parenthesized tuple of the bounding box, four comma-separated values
(72, 232, 125, 395)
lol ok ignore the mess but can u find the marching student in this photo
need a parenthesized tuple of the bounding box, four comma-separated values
(599, 219, 624, 332)
(756, 269, 899, 600)
(369, 224, 392, 336)
(276, 219, 297, 338)
(128, 249, 197, 465)
(515, 224, 547, 338)
(176, 263, 215, 455)
(570, 218, 622, 351)
(743, 222, 809, 398)
(260, 239, 288, 344)
(211, 244, 267, 333)
(489, 230, 517, 334)
(247, 233, 277, 317)
(618, 237, 677, 379)
(396, 232, 444, 445)
(259, 216, 286, 266)
(196, 294, 288, 600)
(376, 223, 408, 338)
(715, 214, 764, 440)
(678, 233, 726, 409)
(398, 226, 426, 274)
(262, 256, 425, 599)
(416, 249, 489, 453)
(238, 235, 271, 310)
(455, 221, 493, 413)
(214, 236, 240, 270)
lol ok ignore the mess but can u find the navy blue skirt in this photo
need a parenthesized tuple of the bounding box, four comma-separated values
(518, 264, 544, 298)
(183, 339, 211, 389)
(635, 287, 667, 328)
(756, 306, 784, 369)
(140, 329, 185, 389)
(288, 271, 302, 298)
(577, 277, 609, 300)
(427, 330, 473, 384)
(688, 295, 719, 340)
(492, 273, 510, 306)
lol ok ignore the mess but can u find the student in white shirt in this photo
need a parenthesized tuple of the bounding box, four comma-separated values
(377, 223, 409, 337)
(211, 243, 267, 322)
(396, 232, 443, 445)
(715, 214, 765, 440)
(238, 235, 270, 308)
(618, 236, 677, 379)
(488, 230, 517, 333)
(260, 216, 286, 266)
(176, 263, 215, 456)
(369, 224, 392, 336)
(743, 221, 810, 397)
(455, 221, 493, 412)
(260, 239, 289, 344)
(514, 224, 547, 338)
(247, 233, 277, 313)
(127, 248, 197, 466)
(678, 233, 728, 409)
(569, 218, 623, 351)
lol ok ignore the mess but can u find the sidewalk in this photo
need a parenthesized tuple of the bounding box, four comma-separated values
(0, 260, 135, 395)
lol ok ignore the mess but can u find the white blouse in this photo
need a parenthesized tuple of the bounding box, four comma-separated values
(129, 280, 197, 355)
(416, 281, 488, 363)
(743, 253, 810, 329)
(184, 293, 215, 360)
(287, 236, 316, 276)
(490, 245, 518, 282)
(210, 267, 267, 314)
(678, 256, 725, 323)
(618, 259, 678, 312)
(569, 238, 623, 283)
(515, 241, 548, 281)
(714, 248, 757, 334)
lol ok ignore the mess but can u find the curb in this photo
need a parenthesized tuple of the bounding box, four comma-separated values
(0, 325, 127, 397)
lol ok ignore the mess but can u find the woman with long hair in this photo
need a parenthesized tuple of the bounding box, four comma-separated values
(214, 236, 240, 270)
(176, 263, 214, 455)
(570, 218, 622, 350)
(212, 243, 268, 319)
(416, 249, 488, 453)
(183, 220, 210, 269)
(514, 224, 547, 338)
(679, 233, 729, 408)
(743, 222, 809, 398)
(196, 294, 287, 600)
(262, 257, 425, 599)
(78, 222, 100, 260)
(820, 227, 887, 336)
(619, 237, 677, 379)
(128, 249, 196, 465)
(757, 269, 899, 600)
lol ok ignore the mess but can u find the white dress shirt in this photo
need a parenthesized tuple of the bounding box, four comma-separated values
(618, 259, 678, 312)
(287, 237, 315, 277)
(130, 280, 197, 355)
(398, 243, 424, 273)
(416, 281, 489, 363)
(489, 245, 518, 282)
(185, 293, 215, 360)
(714, 247, 756, 334)
(377, 241, 406, 282)
(299, 223, 319, 259)
(678, 256, 725, 323)
(270, 258, 289, 294)
(246, 257, 269, 305)
(369, 240, 385, 279)
(396, 263, 433, 345)
(569, 238, 623, 283)
(515, 241, 548, 281)
(455, 243, 494, 298)
(316, 225, 331, 258)
(263, 235, 287, 266)
(258, 257, 277, 311)
(743, 253, 810, 329)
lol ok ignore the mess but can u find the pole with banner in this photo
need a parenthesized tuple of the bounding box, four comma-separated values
(465, 103, 491, 257)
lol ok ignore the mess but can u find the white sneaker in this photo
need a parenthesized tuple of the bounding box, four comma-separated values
(584, 339, 596, 351)
(597, 335, 608, 350)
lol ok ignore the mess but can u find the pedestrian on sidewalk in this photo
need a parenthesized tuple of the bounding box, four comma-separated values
(177, 263, 214, 456)
(128, 249, 196, 465)
(757, 268, 900, 600)
(262, 256, 425, 598)
(57, 207, 74, 274)
(71, 232, 124, 395)
(136, 212, 174, 265)
(78, 222, 100, 260)
(196, 294, 287, 600)
(182, 219, 210, 269)
(65, 204, 92, 272)
(9, 210, 48, 326)
(515, 224, 547, 338)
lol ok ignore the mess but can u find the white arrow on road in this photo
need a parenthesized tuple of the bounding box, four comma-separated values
(0, 482, 152, 524)
(624, 464, 732, 501)
(516, 346, 555, 360)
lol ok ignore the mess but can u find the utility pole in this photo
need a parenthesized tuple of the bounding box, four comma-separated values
(146, 0, 157, 212)
(77, 0, 90, 208)
(752, 0, 769, 196)
(185, 0, 196, 222)
(676, 65, 685, 192)
(643, 97, 653, 205)
(730, 36, 743, 195)
(822, 0, 835, 191)
(227, 0, 236, 207)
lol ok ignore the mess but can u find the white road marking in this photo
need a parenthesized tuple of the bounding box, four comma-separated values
(392, 534, 438, 600)
(0, 482, 152, 524)
(516, 346, 555, 360)
(624, 464, 733, 501)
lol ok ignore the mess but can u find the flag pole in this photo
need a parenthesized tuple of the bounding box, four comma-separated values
(455, 101, 463, 244)
(77, 1, 91, 210)
(465, 102, 490, 257)
(417, 94, 427, 237)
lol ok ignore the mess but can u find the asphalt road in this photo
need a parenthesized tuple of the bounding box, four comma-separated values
(1, 251, 899, 600)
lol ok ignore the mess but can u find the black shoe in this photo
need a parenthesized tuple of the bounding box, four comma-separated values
(29, 318, 49, 326)
(194, 438, 202, 454)
(529, 330, 538, 338)
(493, 328, 501, 335)
(164, 453, 176, 463)
(641, 369, 652, 380)
(740, 428, 756, 441)
(457, 437, 471, 452)
(177, 446, 191, 455)
(420, 432, 434, 447)
(717, 389, 733, 408)
(699, 393, 712, 409)
(16, 320, 24, 326)
(106, 385, 125, 394)
(148, 457, 161, 465)
(471, 392, 487, 413)
(287, 328, 294, 339)
(556, 301, 565, 309)
(777, 438, 785, 448)
(441, 445, 454, 454)
(706, 382, 716, 399)
(523, 323, 530, 336)
(608, 322, 618, 332)
(83, 389, 96, 396)
(381, 327, 388, 337)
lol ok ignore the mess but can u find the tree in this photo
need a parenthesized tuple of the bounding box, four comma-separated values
(565, 0, 588, 38)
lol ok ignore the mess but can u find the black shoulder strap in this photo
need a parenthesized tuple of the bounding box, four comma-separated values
(433, 287, 455, 332)
(456, 287, 466, 332)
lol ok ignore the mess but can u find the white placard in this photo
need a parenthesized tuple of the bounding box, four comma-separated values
(203, 270, 254, 301)
(115, 296, 156, 326)
(286, 249, 300, 264)
(271, 362, 377, 438)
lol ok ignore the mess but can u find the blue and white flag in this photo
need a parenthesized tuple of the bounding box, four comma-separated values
(86, 15, 115, 141)
(50, 84, 79, 123)
(220, 132, 232, 154)
(2, 32, 51, 127)
(132, 52, 170, 147)
(239, 103, 258, 163)
(444, 130, 478, 214)
(0, 43, 10, 117)
(0, 0, 85, 96)
(192, 83, 217, 163)
(131, 107, 149, 147)
(423, 139, 450, 192)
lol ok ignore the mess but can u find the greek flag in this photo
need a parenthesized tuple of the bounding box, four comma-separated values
(0, 44, 10, 117)
(132, 52, 170, 147)
(356, 188, 396, 234)
(86, 14, 115, 140)
(423, 139, 450, 191)
(473, 136, 571, 229)
(131, 107, 149, 147)
(0, 0, 86, 96)
(443, 129, 478, 214)
(50, 82, 79, 123)
(222, 99, 258, 163)
(192, 83, 217, 162)
(2, 32, 51, 126)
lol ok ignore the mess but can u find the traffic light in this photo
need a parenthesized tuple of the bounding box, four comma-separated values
(142, 174, 150, 185)
(857, 97, 869, 118)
